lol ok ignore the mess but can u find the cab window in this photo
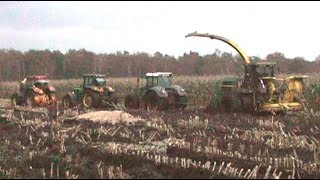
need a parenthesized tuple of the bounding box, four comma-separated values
(146, 77, 153, 87)
(152, 77, 158, 86)
(84, 77, 94, 86)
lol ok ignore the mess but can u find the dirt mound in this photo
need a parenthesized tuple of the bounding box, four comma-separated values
(75, 110, 143, 125)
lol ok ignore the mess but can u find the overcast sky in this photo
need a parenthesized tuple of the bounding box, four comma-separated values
(0, 1, 319, 61)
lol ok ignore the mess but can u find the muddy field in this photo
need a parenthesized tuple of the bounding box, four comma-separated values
(0, 98, 320, 179)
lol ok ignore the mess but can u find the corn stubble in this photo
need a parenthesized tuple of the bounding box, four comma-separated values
(0, 75, 319, 178)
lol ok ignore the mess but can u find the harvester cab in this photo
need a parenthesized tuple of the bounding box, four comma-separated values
(186, 31, 308, 113)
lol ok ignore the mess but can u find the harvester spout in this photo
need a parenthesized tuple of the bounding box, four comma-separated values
(185, 31, 251, 65)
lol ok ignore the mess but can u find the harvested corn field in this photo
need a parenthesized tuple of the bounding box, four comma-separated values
(0, 98, 320, 179)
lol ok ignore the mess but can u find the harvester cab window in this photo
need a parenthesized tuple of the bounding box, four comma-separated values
(256, 65, 274, 78)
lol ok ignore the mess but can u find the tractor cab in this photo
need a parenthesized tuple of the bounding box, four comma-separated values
(83, 74, 106, 87)
(82, 74, 114, 93)
(24, 75, 55, 94)
(145, 72, 173, 88)
(23, 75, 49, 89)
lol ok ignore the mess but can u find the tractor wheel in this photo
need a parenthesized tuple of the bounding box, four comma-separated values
(144, 92, 158, 110)
(240, 95, 255, 113)
(48, 92, 57, 106)
(62, 95, 73, 108)
(144, 91, 166, 111)
(168, 93, 187, 110)
(176, 96, 187, 110)
(221, 94, 232, 113)
(11, 94, 18, 107)
(125, 95, 140, 109)
(83, 92, 99, 108)
(26, 91, 36, 108)
(167, 93, 177, 109)
(110, 95, 119, 105)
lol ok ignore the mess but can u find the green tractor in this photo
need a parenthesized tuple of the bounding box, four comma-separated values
(62, 74, 118, 108)
(11, 75, 57, 107)
(186, 32, 308, 113)
(124, 72, 188, 110)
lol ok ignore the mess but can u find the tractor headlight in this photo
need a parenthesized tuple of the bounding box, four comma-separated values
(180, 88, 185, 92)
(161, 89, 166, 94)
(108, 87, 114, 92)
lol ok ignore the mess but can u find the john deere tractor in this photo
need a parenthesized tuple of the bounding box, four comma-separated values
(186, 32, 308, 113)
(11, 75, 57, 107)
(124, 72, 188, 110)
(62, 74, 118, 108)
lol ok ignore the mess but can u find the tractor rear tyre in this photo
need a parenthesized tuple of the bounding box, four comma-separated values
(83, 92, 99, 108)
(168, 93, 187, 110)
(125, 95, 140, 109)
(11, 94, 20, 107)
(110, 95, 119, 105)
(167, 93, 177, 109)
(144, 92, 166, 111)
(26, 91, 36, 108)
(62, 95, 73, 108)
(48, 93, 57, 106)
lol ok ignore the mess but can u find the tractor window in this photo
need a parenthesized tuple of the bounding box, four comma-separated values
(146, 77, 153, 87)
(152, 77, 158, 86)
(95, 78, 106, 86)
(158, 76, 172, 88)
(84, 77, 94, 86)
(35, 80, 49, 89)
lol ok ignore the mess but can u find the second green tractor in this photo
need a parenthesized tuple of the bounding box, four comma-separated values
(62, 74, 118, 109)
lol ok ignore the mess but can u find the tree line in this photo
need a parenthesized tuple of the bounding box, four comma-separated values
(0, 48, 320, 81)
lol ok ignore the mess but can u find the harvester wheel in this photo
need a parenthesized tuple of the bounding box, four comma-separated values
(125, 95, 140, 109)
(62, 95, 73, 108)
